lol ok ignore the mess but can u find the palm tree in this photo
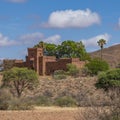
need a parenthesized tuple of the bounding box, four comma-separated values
(97, 39, 106, 60)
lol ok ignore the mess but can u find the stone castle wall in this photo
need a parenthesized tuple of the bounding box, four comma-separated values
(5, 47, 85, 75)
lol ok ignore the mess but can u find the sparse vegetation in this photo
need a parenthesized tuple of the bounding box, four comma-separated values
(75, 88, 120, 120)
(53, 70, 67, 80)
(55, 96, 77, 107)
(66, 63, 79, 77)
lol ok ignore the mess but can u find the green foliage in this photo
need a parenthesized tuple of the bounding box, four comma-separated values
(53, 70, 67, 80)
(96, 69, 120, 90)
(85, 58, 109, 75)
(66, 63, 79, 77)
(34, 40, 90, 60)
(45, 43, 57, 56)
(2, 67, 38, 97)
(55, 96, 77, 107)
(34, 41, 57, 56)
(97, 39, 106, 49)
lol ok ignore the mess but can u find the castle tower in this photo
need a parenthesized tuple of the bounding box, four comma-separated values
(26, 47, 43, 74)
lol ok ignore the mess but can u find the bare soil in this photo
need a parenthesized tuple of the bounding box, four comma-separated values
(0, 107, 78, 120)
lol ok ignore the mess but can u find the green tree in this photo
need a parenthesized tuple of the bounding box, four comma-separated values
(96, 69, 120, 90)
(2, 67, 38, 98)
(34, 40, 90, 60)
(44, 43, 57, 56)
(34, 41, 45, 48)
(34, 41, 57, 56)
(57, 40, 90, 60)
(85, 58, 109, 75)
(97, 39, 106, 60)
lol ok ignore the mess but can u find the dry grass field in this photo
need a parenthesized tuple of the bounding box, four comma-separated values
(0, 107, 78, 120)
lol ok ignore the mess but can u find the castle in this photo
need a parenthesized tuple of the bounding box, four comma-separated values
(11, 47, 85, 75)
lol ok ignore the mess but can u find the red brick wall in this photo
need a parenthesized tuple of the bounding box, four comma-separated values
(71, 58, 85, 68)
(13, 47, 85, 76)
(46, 58, 72, 75)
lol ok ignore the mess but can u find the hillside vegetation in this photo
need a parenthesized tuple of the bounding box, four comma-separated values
(90, 44, 120, 68)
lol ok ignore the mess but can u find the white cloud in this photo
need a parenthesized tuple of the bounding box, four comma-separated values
(0, 32, 61, 47)
(19, 32, 61, 45)
(44, 35, 61, 44)
(19, 32, 44, 45)
(5, 0, 27, 3)
(82, 33, 111, 47)
(43, 9, 100, 28)
(0, 33, 17, 46)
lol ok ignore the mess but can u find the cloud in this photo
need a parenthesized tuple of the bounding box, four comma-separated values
(18, 32, 61, 45)
(0, 33, 17, 47)
(19, 32, 44, 45)
(0, 32, 61, 47)
(5, 0, 27, 3)
(43, 9, 100, 28)
(44, 35, 61, 44)
(82, 33, 111, 48)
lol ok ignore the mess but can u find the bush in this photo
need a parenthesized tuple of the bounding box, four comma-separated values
(9, 97, 33, 110)
(96, 69, 120, 90)
(66, 64, 79, 77)
(0, 88, 12, 110)
(55, 96, 77, 107)
(81, 67, 92, 76)
(53, 70, 67, 80)
(33, 95, 51, 106)
(85, 58, 109, 75)
(0, 88, 33, 110)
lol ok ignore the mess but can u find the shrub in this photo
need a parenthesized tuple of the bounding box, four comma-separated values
(96, 69, 120, 90)
(66, 63, 79, 77)
(33, 95, 51, 106)
(9, 97, 33, 110)
(55, 96, 77, 107)
(81, 67, 91, 76)
(85, 58, 109, 75)
(0, 88, 12, 110)
(53, 70, 67, 80)
(75, 89, 120, 120)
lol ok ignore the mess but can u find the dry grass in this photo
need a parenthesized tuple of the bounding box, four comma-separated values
(0, 107, 78, 120)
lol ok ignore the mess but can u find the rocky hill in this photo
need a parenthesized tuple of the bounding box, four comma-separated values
(90, 44, 120, 68)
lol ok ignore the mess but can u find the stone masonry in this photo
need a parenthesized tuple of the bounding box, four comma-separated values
(14, 47, 85, 75)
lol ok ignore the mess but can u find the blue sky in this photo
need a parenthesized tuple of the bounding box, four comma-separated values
(0, 0, 120, 59)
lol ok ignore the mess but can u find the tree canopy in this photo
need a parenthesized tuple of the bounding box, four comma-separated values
(34, 40, 90, 60)
(2, 67, 38, 97)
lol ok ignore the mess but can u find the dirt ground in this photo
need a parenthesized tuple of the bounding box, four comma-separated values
(0, 107, 78, 120)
